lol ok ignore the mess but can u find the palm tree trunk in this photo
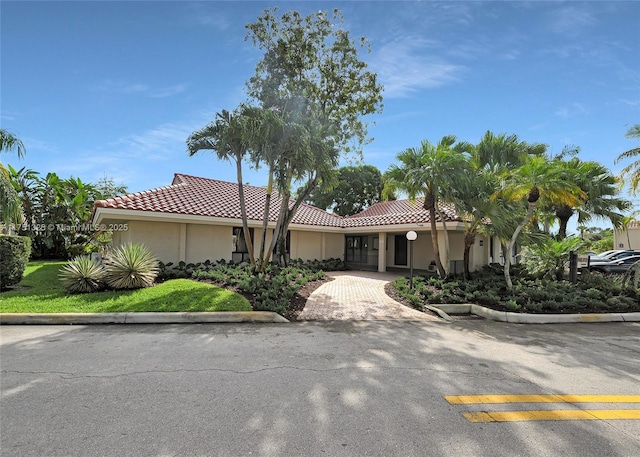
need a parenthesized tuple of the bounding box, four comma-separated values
(555, 204, 573, 239)
(429, 209, 446, 278)
(505, 202, 536, 290)
(235, 156, 255, 267)
(435, 207, 451, 275)
(258, 163, 274, 268)
(463, 231, 475, 280)
(423, 190, 446, 278)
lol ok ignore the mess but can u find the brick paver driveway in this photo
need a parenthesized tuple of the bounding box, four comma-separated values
(298, 271, 439, 321)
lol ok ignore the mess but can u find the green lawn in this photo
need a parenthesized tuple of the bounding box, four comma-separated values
(0, 261, 252, 313)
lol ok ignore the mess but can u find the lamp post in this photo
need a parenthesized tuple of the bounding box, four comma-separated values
(406, 231, 417, 289)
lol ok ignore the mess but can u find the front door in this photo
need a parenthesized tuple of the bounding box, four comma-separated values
(346, 236, 365, 263)
(395, 235, 407, 265)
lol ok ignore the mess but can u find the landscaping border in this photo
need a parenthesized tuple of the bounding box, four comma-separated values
(0, 311, 289, 325)
(432, 304, 640, 324)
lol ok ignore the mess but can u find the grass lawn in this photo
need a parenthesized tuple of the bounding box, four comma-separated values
(0, 261, 252, 313)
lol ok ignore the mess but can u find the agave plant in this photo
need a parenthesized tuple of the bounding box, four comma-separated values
(59, 255, 106, 294)
(104, 243, 159, 290)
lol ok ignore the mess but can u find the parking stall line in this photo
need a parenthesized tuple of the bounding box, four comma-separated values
(445, 394, 640, 405)
(462, 409, 640, 423)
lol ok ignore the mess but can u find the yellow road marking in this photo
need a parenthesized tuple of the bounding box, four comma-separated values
(463, 409, 640, 423)
(445, 394, 640, 405)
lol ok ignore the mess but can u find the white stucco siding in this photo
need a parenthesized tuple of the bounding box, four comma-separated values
(385, 232, 435, 270)
(122, 221, 181, 263)
(411, 234, 435, 270)
(291, 230, 323, 260)
(185, 224, 230, 264)
(324, 233, 344, 259)
(471, 235, 489, 272)
(614, 227, 640, 250)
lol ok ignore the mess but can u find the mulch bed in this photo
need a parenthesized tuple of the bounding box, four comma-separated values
(281, 276, 335, 321)
(384, 283, 439, 318)
(196, 275, 335, 321)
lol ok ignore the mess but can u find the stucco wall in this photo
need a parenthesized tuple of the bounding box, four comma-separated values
(123, 221, 181, 263)
(470, 235, 489, 271)
(614, 226, 640, 250)
(112, 221, 345, 264)
(385, 232, 435, 270)
(324, 233, 344, 259)
(186, 224, 230, 263)
(292, 231, 322, 260)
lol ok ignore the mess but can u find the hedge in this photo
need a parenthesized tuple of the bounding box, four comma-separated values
(0, 234, 32, 289)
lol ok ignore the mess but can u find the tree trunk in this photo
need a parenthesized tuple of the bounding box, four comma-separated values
(258, 163, 274, 269)
(235, 156, 255, 267)
(463, 231, 476, 280)
(435, 207, 451, 276)
(505, 202, 536, 290)
(555, 204, 573, 239)
(428, 211, 446, 278)
(271, 176, 320, 267)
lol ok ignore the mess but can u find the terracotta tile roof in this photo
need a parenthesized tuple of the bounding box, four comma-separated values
(94, 174, 344, 227)
(94, 174, 461, 229)
(344, 198, 460, 227)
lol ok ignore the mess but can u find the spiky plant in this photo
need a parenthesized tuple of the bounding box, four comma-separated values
(104, 243, 159, 290)
(59, 256, 106, 294)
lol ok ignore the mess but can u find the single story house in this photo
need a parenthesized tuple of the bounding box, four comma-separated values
(614, 220, 640, 250)
(92, 173, 500, 273)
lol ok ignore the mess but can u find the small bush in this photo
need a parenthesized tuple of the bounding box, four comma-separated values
(59, 256, 106, 293)
(0, 234, 32, 289)
(104, 243, 159, 290)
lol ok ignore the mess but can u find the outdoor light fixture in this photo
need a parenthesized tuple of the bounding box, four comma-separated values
(406, 231, 417, 289)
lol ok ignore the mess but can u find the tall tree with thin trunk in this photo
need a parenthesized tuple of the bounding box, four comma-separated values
(497, 155, 584, 290)
(615, 124, 640, 194)
(552, 157, 630, 239)
(1, 129, 26, 227)
(187, 107, 257, 266)
(385, 136, 468, 278)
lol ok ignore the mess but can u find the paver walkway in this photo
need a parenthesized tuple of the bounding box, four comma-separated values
(298, 271, 439, 321)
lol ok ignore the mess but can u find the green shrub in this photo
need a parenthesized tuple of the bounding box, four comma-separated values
(104, 243, 159, 290)
(59, 255, 106, 293)
(0, 234, 32, 289)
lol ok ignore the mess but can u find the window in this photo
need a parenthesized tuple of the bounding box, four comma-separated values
(272, 230, 291, 258)
(232, 227, 254, 262)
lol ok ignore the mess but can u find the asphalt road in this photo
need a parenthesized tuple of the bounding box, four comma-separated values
(1, 320, 639, 457)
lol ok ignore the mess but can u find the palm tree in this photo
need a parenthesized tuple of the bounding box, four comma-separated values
(473, 131, 546, 173)
(385, 136, 468, 278)
(187, 107, 257, 266)
(497, 155, 584, 290)
(454, 131, 544, 279)
(455, 169, 500, 279)
(1, 129, 26, 228)
(615, 124, 640, 194)
(266, 114, 339, 268)
(0, 129, 26, 158)
(553, 157, 630, 239)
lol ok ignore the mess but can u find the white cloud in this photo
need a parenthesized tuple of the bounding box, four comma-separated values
(111, 121, 195, 160)
(91, 80, 187, 98)
(555, 103, 589, 118)
(186, 3, 231, 30)
(549, 6, 597, 36)
(618, 98, 640, 108)
(371, 38, 465, 98)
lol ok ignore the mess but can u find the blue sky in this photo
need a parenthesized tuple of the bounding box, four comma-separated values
(2, 1, 639, 225)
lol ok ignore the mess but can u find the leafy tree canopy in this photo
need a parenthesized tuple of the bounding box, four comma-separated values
(304, 165, 392, 216)
(245, 7, 383, 156)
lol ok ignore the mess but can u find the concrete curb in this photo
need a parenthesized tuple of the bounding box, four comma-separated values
(432, 304, 640, 324)
(0, 311, 289, 325)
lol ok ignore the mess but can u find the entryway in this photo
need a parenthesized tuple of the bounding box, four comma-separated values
(298, 271, 439, 321)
